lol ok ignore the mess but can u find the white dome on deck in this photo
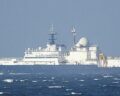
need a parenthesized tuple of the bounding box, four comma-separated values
(76, 37, 88, 47)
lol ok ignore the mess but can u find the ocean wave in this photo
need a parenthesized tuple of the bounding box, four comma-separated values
(0, 73, 4, 75)
(42, 80, 47, 82)
(63, 80, 69, 83)
(79, 79, 84, 82)
(80, 84, 84, 86)
(9, 73, 31, 75)
(51, 77, 55, 80)
(0, 92, 4, 95)
(103, 75, 113, 78)
(20, 80, 25, 82)
(112, 81, 119, 84)
(94, 78, 99, 81)
(48, 85, 64, 89)
(71, 92, 82, 95)
(102, 85, 107, 87)
(113, 78, 120, 81)
(32, 80, 37, 83)
(48, 80, 54, 82)
(65, 88, 72, 91)
(3, 79, 14, 83)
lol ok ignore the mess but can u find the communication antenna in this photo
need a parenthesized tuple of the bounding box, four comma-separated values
(71, 26, 76, 45)
(49, 24, 56, 45)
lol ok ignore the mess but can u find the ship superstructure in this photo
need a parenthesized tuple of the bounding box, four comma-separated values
(20, 25, 64, 65)
(0, 25, 120, 67)
(65, 37, 98, 65)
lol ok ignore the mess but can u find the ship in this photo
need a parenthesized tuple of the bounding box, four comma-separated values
(0, 25, 120, 68)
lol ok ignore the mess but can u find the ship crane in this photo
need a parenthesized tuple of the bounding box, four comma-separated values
(98, 53, 107, 67)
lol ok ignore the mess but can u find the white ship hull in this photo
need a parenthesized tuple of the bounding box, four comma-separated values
(0, 57, 120, 68)
(0, 26, 120, 67)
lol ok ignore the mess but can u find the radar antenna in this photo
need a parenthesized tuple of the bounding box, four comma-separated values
(71, 26, 76, 45)
(49, 24, 56, 45)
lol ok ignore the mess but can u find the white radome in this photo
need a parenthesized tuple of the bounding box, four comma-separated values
(76, 37, 88, 47)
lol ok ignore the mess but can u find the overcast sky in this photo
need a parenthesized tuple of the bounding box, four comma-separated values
(0, 0, 120, 57)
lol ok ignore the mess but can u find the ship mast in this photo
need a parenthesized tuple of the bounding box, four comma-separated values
(49, 24, 56, 45)
(71, 26, 76, 45)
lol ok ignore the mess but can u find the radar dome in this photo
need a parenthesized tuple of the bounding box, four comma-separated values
(79, 37, 88, 47)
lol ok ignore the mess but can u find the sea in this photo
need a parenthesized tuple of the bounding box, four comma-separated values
(0, 65, 120, 96)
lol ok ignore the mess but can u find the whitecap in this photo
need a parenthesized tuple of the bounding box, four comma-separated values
(42, 80, 47, 82)
(51, 77, 55, 80)
(0, 92, 4, 95)
(20, 80, 24, 82)
(103, 75, 113, 78)
(112, 81, 119, 84)
(32, 80, 37, 83)
(0, 73, 3, 75)
(65, 89, 72, 91)
(71, 92, 82, 95)
(113, 78, 120, 81)
(3, 79, 14, 83)
(79, 79, 84, 82)
(94, 78, 99, 81)
(9, 73, 30, 75)
(9, 73, 17, 75)
(48, 86, 63, 89)
(102, 85, 107, 87)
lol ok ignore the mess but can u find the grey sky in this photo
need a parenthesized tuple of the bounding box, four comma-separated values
(0, 0, 120, 57)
